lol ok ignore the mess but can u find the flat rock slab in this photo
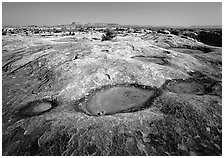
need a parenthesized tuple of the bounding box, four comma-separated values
(87, 86, 156, 115)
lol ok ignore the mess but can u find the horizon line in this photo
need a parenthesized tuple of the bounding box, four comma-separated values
(3, 23, 222, 28)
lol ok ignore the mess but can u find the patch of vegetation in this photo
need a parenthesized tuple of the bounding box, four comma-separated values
(2, 30, 7, 35)
(197, 31, 222, 47)
(101, 29, 116, 41)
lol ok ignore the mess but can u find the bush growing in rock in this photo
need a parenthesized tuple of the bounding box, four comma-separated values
(101, 29, 116, 41)
(170, 30, 180, 36)
(2, 30, 7, 36)
(197, 31, 222, 47)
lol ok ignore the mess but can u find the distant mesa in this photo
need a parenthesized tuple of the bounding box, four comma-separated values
(83, 22, 119, 27)
(190, 25, 222, 29)
(70, 22, 82, 26)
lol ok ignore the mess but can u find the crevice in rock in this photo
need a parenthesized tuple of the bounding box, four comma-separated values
(106, 73, 111, 80)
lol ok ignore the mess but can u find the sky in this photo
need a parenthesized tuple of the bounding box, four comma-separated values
(2, 2, 222, 27)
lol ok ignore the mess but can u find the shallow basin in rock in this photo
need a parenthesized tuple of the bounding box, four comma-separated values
(86, 86, 157, 116)
(32, 102, 52, 113)
(131, 55, 169, 65)
(18, 99, 58, 117)
(168, 48, 204, 54)
(165, 80, 205, 95)
(133, 56, 164, 64)
(208, 82, 222, 97)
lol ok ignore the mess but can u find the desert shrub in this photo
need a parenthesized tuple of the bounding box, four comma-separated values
(101, 29, 116, 41)
(170, 30, 180, 36)
(197, 31, 222, 47)
(53, 29, 62, 33)
(2, 31, 7, 36)
(34, 30, 40, 34)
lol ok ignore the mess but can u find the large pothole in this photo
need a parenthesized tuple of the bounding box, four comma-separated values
(79, 84, 161, 116)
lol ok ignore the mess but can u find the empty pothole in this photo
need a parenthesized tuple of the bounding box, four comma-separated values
(162, 71, 222, 97)
(165, 80, 205, 95)
(18, 98, 59, 117)
(131, 55, 170, 65)
(79, 84, 161, 116)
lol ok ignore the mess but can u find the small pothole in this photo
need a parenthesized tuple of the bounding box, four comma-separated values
(131, 55, 170, 66)
(162, 76, 220, 96)
(18, 98, 59, 117)
(165, 80, 205, 95)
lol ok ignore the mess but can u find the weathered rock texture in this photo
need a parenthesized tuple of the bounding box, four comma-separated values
(2, 32, 222, 156)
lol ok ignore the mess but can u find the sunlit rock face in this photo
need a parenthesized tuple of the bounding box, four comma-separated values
(2, 31, 222, 156)
(86, 86, 158, 116)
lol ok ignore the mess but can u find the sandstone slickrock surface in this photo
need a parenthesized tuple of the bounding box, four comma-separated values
(2, 32, 222, 156)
